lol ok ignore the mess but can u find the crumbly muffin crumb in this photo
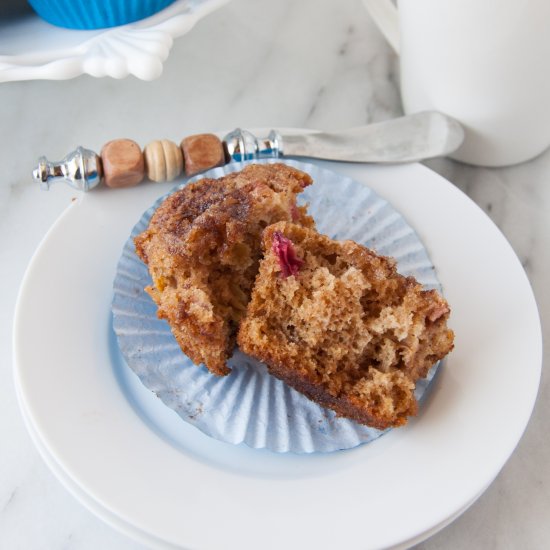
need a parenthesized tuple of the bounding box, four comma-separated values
(237, 221, 454, 428)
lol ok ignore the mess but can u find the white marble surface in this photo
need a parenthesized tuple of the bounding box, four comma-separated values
(0, 0, 548, 548)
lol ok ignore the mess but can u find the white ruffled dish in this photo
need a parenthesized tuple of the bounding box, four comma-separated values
(0, 0, 230, 82)
(112, 159, 444, 453)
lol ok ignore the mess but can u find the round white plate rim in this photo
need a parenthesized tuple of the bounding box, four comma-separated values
(13, 154, 542, 549)
(15, 382, 180, 550)
(15, 379, 492, 550)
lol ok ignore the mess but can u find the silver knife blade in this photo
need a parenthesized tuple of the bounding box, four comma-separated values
(279, 111, 464, 163)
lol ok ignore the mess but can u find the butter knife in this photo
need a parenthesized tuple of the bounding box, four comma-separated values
(33, 111, 463, 191)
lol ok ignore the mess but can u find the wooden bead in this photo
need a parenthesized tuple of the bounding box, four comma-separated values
(144, 139, 183, 182)
(101, 139, 144, 188)
(181, 134, 225, 177)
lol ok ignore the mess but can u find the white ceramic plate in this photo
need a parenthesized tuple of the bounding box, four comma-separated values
(0, 0, 230, 82)
(14, 158, 542, 550)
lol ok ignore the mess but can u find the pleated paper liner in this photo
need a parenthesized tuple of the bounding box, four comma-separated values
(112, 159, 442, 453)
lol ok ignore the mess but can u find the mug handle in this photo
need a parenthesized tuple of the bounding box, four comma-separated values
(362, 0, 400, 53)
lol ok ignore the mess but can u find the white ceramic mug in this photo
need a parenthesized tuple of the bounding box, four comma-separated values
(363, 0, 550, 167)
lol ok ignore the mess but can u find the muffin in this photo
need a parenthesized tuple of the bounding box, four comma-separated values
(134, 164, 314, 376)
(237, 221, 454, 429)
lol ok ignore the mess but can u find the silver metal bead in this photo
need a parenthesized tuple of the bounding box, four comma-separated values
(32, 146, 103, 191)
(223, 128, 283, 162)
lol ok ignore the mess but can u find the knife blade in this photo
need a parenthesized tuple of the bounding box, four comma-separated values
(282, 111, 464, 162)
(224, 111, 464, 164)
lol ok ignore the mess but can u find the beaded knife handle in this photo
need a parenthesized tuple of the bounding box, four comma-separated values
(32, 129, 280, 192)
(32, 113, 464, 191)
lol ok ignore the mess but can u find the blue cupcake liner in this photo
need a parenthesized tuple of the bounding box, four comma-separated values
(112, 159, 443, 453)
(29, 0, 177, 30)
